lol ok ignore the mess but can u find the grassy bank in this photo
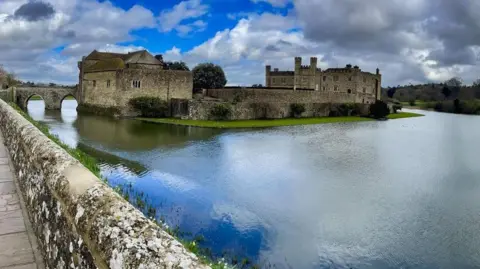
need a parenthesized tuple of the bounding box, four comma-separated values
(138, 116, 373, 128)
(387, 112, 424, 119)
(138, 112, 424, 129)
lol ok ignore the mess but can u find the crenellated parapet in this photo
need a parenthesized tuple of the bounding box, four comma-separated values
(265, 57, 381, 102)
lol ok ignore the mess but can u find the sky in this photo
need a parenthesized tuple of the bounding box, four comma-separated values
(1, 0, 480, 86)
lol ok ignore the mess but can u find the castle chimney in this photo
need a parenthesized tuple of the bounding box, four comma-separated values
(274, 68, 279, 72)
(266, 65, 271, 73)
(346, 64, 352, 69)
(376, 68, 380, 75)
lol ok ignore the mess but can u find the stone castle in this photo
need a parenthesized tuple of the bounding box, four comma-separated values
(266, 57, 381, 103)
(73, 51, 381, 119)
(77, 50, 192, 116)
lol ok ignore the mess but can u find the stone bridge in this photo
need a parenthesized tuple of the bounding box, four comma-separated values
(14, 86, 78, 110)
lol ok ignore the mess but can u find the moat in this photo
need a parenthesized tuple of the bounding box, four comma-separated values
(28, 100, 480, 269)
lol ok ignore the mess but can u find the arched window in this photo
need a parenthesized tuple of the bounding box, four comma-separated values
(347, 89, 352, 94)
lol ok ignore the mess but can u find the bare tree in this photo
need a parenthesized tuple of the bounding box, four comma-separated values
(6, 72, 18, 87)
(473, 79, 480, 87)
(0, 65, 6, 87)
(0, 65, 19, 89)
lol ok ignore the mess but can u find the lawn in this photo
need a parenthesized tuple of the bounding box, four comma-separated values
(138, 116, 372, 128)
(387, 112, 424, 119)
(138, 112, 424, 129)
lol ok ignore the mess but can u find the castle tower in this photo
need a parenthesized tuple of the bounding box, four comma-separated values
(265, 65, 271, 87)
(310, 57, 318, 90)
(375, 68, 381, 100)
(294, 57, 302, 90)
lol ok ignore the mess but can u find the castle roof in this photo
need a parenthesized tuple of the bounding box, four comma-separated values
(124, 50, 163, 65)
(83, 50, 163, 72)
(85, 50, 128, 61)
(84, 58, 126, 72)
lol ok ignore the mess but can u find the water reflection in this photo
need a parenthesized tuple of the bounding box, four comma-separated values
(73, 114, 222, 151)
(26, 100, 480, 269)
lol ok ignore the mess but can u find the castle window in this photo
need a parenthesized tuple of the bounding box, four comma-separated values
(334, 85, 339, 92)
(92, 80, 96, 88)
(363, 87, 366, 93)
(349, 77, 352, 81)
(132, 80, 141, 88)
(323, 76, 326, 81)
(348, 89, 352, 94)
(281, 78, 286, 83)
(322, 86, 326, 91)
(334, 75, 339, 81)
(107, 80, 111, 88)
(363, 77, 367, 83)
(272, 78, 276, 84)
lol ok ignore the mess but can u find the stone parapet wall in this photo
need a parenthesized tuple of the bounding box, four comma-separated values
(206, 88, 358, 104)
(0, 99, 209, 269)
(0, 90, 10, 102)
(184, 100, 370, 120)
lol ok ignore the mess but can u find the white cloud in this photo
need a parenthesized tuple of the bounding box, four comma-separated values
(158, 0, 208, 35)
(0, 0, 157, 84)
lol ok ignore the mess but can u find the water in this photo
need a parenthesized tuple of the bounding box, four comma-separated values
(27, 100, 480, 269)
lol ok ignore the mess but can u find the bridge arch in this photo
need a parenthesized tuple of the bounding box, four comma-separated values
(59, 94, 78, 109)
(21, 93, 53, 111)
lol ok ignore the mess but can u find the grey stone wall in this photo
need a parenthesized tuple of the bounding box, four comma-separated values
(0, 90, 10, 102)
(81, 69, 193, 117)
(0, 99, 209, 269)
(206, 88, 361, 104)
(184, 100, 370, 120)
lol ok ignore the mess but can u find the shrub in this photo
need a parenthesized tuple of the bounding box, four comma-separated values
(210, 103, 232, 120)
(409, 99, 416, 106)
(339, 103, 357, 116)
(369, 100, 390, 119)
(129, 97, 169, 118)
(392, 104, 402, 113)
(290, 103, 305, 118)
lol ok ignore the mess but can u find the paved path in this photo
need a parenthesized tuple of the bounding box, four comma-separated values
(0, 133, 44, 269)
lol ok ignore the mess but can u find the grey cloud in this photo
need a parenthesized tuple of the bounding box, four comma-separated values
(424, 0, 480, 65)
(428, 47, 478, 66)
(294, 0, 480, 67)
(295, 0, 428, 54)
(14, 1, 55, 21)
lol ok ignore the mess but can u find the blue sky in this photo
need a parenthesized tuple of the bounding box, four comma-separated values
(1, 0, 480, 86)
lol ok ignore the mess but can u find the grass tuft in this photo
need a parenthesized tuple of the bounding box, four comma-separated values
(387, 112, 424, 119)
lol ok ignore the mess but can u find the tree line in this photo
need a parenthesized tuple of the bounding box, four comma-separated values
(383, 77, 480, 102)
